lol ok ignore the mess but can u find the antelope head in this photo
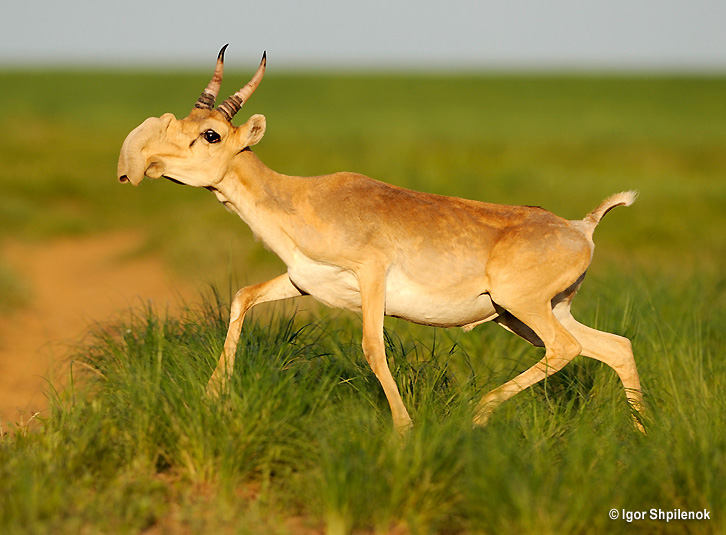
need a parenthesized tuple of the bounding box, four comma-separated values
(117, 46, 267, 188)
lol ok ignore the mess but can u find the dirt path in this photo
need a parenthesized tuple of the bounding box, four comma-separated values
(0, 231, 199, 426)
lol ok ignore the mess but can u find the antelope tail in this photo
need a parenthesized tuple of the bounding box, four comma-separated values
(581, 190, 638, 236)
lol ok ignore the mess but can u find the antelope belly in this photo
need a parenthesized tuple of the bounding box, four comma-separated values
(384, 272, 496, 327)
(287, 257, 496, 328)
(287, 261, 363, 310)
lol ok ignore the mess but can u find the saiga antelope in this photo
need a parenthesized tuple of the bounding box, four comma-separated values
(117, 47, 645, 433)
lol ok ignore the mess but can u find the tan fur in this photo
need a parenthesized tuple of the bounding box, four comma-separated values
(118, 52, 644, 434)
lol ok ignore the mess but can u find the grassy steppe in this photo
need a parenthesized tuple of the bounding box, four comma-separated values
(1, 69, 725, 534)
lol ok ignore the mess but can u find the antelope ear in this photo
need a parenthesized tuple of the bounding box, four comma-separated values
(236, 114, 266, 148)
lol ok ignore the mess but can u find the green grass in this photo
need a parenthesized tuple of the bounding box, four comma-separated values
(1, 69, 725, 533)
(1, 280, 724, 534)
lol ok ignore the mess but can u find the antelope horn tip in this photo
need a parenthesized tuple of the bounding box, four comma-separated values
(195, 45, 228, 110)
(216, 49, 268, 122)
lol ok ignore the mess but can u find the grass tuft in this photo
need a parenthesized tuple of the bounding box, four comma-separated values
(2, 272, 725, 534)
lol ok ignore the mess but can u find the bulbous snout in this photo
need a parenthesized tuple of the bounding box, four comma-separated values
(117, 114, 174, 185)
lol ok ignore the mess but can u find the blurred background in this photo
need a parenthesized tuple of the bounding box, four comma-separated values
(2, 0, 725, 70)
(1, 0, 725, 422)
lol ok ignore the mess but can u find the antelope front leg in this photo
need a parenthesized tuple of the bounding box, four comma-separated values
(358, 264, 413, 435)
(206, 273, 302, 396)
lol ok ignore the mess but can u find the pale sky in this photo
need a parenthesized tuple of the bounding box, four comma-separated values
(1, 0, 725, 71)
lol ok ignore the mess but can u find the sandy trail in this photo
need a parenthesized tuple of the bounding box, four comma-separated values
(0, 231, 198, 426)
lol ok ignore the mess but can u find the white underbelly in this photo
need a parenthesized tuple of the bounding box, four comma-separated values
(384, 267, 496, 327)
(287, 256, 497, 328)
(288, 260, 362, 310)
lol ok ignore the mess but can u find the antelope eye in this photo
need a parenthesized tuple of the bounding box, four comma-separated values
(203, 129, 221, 143)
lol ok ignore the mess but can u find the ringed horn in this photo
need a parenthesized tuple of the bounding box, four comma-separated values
(194, 46, 267, 122)
(194, 44, 229, 110)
